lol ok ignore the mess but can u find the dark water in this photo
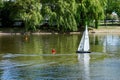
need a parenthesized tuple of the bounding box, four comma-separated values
(0, 33, 120, 80)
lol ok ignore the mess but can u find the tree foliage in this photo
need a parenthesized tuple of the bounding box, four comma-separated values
(41, 0, 77, 32)
(41, 0, 107, 31)
(0, 0, 108, 32)
(106, 0, 120, 17)
(0, 0, 3, 8)
(76, 0, 107, 28)
(1, 1, 15, 27)
(14, 0, 42, 31)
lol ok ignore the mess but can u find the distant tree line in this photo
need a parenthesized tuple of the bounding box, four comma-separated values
(0, 0, 119, 32)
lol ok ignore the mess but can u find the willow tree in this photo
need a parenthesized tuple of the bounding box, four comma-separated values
(41, 0, 107, 31)
(87, 0, 107, 28)
(0, 1, 15, 27)
(53, 0, 77, 31)
(14, 0, 42, 31)
(0, 0, 3, 7)
(76, 0, 107, 28)
(0, 0, 3, 22)
(106, 0, 120, 19)
(41, 0, 77, 32)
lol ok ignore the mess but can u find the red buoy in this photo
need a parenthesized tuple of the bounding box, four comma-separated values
(52, 49, 56, 54)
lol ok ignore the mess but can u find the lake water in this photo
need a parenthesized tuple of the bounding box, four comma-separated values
(0, 33, 120, 80)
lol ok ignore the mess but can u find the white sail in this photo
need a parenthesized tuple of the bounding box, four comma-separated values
(77, 31, 85, 51)
(77, 25, 90, 53)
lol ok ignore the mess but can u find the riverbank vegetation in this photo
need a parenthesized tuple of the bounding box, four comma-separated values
(0, 0, 120, 32)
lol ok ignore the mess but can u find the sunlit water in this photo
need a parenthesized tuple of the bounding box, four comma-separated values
(0, 34, 120, 80)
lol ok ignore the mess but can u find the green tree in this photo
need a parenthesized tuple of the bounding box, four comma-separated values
(0, 0, 3, 21)
(0, 0, 107, 31)
(15, 0, 42, 31)
(106, 0, 120, 19)
(41, 0, 77, 32)
(76, 0, 107, 28)
(0, 0, 2, 7)
(1, 1, 15, 27)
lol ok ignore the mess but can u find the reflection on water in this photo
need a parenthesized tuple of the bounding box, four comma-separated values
(0, 34, 79, 54)
(0, 34, 120, 80)
(78, 53, 90, 80)
(90, 33, 120, 55)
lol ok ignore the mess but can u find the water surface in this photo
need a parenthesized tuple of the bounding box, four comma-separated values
(0, 33, 120, 80)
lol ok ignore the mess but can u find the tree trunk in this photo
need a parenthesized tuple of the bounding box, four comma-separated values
(95, 19, 98, 29)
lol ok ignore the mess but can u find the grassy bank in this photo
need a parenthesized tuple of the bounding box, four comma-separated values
(89, 26, 120, 33)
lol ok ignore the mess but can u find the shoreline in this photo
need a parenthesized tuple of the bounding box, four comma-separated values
(0, 26, 120, 35)
(89, 26, 120, 33)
